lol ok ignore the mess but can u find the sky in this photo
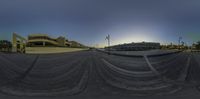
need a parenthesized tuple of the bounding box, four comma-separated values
(0, 0, 200, 47)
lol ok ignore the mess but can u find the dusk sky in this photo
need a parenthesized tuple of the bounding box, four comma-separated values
(0, 0, 200, 47)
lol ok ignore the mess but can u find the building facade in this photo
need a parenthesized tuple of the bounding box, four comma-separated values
(27, 34, 71, 47)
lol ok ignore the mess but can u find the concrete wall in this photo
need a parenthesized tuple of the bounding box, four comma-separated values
(25, 47, 88, 54)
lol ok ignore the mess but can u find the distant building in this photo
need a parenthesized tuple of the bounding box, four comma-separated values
(106, 42, 160, 51)
(69, 41, 86, 48)
(27, 34, 71, 47)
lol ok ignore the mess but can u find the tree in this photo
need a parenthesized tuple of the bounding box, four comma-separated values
(0, 40, 12, 52)
(196, 41, 200, 50)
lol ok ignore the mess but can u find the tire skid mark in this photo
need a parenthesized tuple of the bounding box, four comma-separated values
(99, 52, 184, 95)
(0, 54, 90, 96)
(0, 55, 39, 86)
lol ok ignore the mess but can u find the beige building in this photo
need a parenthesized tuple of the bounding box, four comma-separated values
(27, 34, 71, 47)
(12, 33, 86, 53)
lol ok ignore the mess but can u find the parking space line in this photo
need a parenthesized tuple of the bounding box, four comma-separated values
(178, 55, 191, 81)
(143, 55, 160, 75)
(101, 58, 152, 75)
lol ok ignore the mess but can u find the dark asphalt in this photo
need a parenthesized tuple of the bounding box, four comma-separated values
(0, 51, 200, 99)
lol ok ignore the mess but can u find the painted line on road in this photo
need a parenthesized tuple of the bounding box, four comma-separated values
(101, 58, 153, 75)
(178, 55, 191, 81)
(143, 55, 160, 76)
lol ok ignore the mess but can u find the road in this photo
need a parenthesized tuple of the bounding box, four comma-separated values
(0, 51, 200, 99)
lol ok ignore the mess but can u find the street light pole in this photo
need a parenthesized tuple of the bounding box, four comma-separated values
(105, 34, 111, 53)
(108, 34, 110, 47)
(178, 36, 182, 50)
(105, 34, 110, 47)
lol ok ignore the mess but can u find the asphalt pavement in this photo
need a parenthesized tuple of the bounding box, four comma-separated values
(0, 51, 200, 99)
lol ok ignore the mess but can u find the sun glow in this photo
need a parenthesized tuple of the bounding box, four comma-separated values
(111, 31, 161, 45)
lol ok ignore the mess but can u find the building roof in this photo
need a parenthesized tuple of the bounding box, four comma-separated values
(28, 34, 49, 37)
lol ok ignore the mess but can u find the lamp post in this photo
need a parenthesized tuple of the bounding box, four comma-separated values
(105, 34, 110, 47)
(105, 34, 111, 54)
(178, 36, 182, 50)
